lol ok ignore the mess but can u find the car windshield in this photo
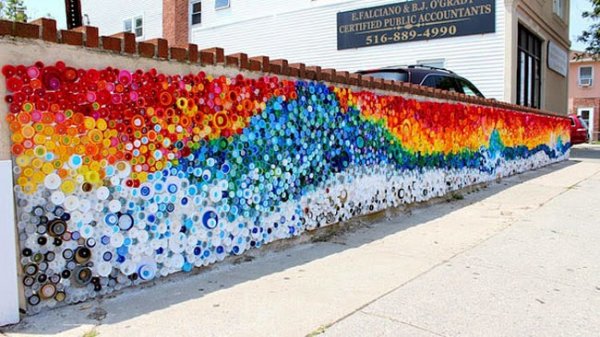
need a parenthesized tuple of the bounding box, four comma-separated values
(456, 78, 484, 97)
(363, 71, 408, 82)
(578, 116, 589, 129)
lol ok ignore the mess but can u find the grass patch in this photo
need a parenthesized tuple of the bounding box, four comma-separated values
(306, 325, 327, 336)
(82, 328, 99, 337)
(446, 192, 464, 202)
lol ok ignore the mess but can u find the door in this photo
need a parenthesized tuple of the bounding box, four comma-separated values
(577, 107, 594, 141)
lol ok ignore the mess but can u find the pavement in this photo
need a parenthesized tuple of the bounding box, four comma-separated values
(2, 144, 600, 337)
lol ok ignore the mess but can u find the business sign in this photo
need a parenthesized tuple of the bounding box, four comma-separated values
(547, 41, 568, 77)
(337, 0, 496, 50)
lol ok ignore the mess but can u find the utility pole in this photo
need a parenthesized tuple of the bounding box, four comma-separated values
(64, 0, 83, 29)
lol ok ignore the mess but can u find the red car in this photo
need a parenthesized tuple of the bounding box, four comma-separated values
(569, 114, 589, 145)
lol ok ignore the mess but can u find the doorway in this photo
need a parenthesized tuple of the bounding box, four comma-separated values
(577, 107, 594, 141)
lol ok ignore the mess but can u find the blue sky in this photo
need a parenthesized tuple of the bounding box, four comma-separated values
(23, 0, 66, 28)
(19, 0, 597, 51)
(570, 0, 594, 51)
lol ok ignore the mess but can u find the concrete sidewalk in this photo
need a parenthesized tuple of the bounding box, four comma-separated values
(3, 146, 600, 337)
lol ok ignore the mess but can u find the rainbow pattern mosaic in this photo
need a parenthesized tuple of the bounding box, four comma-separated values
(2, 62, 570, 313)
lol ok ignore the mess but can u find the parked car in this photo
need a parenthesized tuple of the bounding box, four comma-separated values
(356, 65, 485, 98)
(568, 114, 589, 145)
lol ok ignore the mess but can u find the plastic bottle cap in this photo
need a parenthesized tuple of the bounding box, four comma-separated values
(44, 173, 61, 190)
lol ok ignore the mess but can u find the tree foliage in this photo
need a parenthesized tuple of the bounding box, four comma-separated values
(0, 0, 28, 22)
(578, 0, 600, 57)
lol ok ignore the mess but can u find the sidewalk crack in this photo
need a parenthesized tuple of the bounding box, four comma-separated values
(360, 310, 448, 337)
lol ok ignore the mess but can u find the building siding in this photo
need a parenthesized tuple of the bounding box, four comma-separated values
(568, 61, 600, 99)
(191, 0, 507, 100)
(81, 0, 163, 41)
(568, 56, 600, 141)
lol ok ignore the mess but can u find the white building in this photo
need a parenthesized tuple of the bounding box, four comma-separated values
(81, 0, 164, 42)
(81, 0, 570, 113)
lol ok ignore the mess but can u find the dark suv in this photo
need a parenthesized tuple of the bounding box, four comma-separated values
(357, 65, 485, 98)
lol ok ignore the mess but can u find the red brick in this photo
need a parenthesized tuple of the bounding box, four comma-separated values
(322, 68, 336, 82)
(163, 0, 188, 47)
(200, 50, 215, 65)
(73, 26, 99, 48)
(170, 47, 187, 61)
(138, 42, 156, 58)
(111, 32, 136, 54)
(31, 18, 57, 42)
(227, 53, 249, 70)
(0, 19, 13, 36)
(368, 77, 379, 89)
(13, 22, 39, 39)
(399, 82, 411, 93)
(59, 30, 83, 46)
(250, 56, 270, 72)
(101, 36, 122, 53)
(202, 47, 225, 63)
(225, 54, 240, 67)
(289, 63, 306, 78)
(188, 43, 199, 63)
(225, 53, 250, 70)
(146, 38, 169, 59)
(269, 62, 282, 75)
(349, 73, 361, 86)
(305, 66, 321, 81)
(412, 84, 426, 95)
(248, 59, 261, 71)
(271, 59, 289, 76)
(336, 71, 350, 84)
(360, 75, 372, 88)
(456, 92, 467, 102)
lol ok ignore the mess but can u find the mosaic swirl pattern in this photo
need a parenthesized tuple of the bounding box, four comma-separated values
(2, 62, 570, 313)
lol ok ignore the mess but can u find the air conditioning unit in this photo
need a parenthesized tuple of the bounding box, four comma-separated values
(580, 78, 592, 86)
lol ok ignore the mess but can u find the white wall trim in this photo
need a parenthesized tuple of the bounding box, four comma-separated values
(0, 160, 19, 326)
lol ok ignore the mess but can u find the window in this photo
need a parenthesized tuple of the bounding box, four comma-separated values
(363, 71, 408, 82)
(578, 115, 589, 129)
(134, 16, 143, 37)
(579, 66, 593, 86)
(191, 1, 202, 25)
(215, 0, 230, 10)
(553, 0, 564, 19)
(123, 16, 143, 38)
(123, 18, 132, 33)
(578, 109, 592, 139)
(516, 25, 542, 108)
(456, 78, 484, 97)
(421, 75, 460, 93)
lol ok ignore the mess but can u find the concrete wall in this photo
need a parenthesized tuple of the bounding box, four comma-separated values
(0, 21, 570, 320)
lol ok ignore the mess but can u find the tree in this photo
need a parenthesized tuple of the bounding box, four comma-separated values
(578, 0, 600, 58)
(0, 0, 28, 22)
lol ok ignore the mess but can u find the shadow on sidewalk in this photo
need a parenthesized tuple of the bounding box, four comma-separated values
(2, 158, 581, 336)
